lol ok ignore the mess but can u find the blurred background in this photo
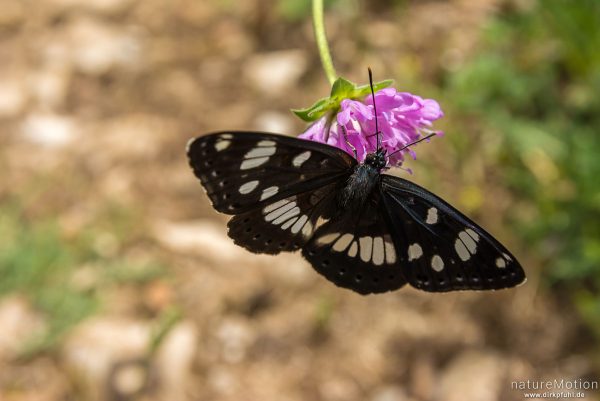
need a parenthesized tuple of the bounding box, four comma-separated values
(1, 0, 599, 400)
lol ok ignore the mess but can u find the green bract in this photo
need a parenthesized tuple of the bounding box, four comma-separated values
(292, 77, 394, 122)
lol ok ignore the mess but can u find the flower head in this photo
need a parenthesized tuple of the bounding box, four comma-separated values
(299, 87, 444, 169)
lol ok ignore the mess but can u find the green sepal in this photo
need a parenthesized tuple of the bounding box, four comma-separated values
(352, 79, 394, 99)
(292, 96, 335, 122)
(329, 77, 356, 100)
(292, 76, 394, 122)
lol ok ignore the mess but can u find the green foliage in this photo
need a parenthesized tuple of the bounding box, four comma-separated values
(446, 0, 600, 327)
(0, 206, 164, 355)
(0, 210, 97, 355)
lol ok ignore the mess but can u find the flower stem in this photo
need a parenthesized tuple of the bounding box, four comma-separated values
(312, 0, 337, 85)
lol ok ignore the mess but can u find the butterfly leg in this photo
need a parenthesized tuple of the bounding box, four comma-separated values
(341, 125, 358, 160)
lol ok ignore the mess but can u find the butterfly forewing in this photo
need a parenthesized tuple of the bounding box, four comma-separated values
(380, 175, 526, 292)
(187, 132, 356, 215)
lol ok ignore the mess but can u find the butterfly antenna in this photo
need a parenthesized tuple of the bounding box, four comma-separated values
(368, 67, 381, 151)
(388, 132, 437, 158)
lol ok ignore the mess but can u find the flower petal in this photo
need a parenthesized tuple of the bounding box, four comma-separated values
(298, 85, 444, 168)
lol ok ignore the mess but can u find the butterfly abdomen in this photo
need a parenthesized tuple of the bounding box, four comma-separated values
(337, 164, 380, 211)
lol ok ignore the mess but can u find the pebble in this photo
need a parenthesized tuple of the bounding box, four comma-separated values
(437, 350, 506, 401)
(21, 113, 77, 147)
(49, 0, 134, 15)
(0, 78, 27, 118)
(66, 18, 143, 75)
(245, 50, 308, 96)
(254, 110, 295, 135)
(0, 296, 46, 361)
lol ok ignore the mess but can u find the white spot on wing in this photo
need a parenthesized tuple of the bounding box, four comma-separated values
(372, 237, 385, 266)
(265, 201, 296, 222)
(263, 199, 288, 213)
(220, 133, 233, 139)
(241, 157, 269, 170)
(455, 239, 470, 261)
(244, 146, 276, 159)
(431, 255, 444, 271)
(292, 151, 311, 167)
(348, 241, 358, 257)
(348, 241, 358, 258)
(281, 217, 298, 230)
(426, 208, 438, 224)
(273, 206, 300, 225)
(238, 180, 259, 194)
(384, 240, 396, 264)
(502, 252, 513, 262)
(359, 236, 373, 262)
(257, 140, 276, 147)
(215, 140, 231, 151)
(465, 228, 480, 242)
(458, 231, 477, 254)
(333, 233, 353, 252)
(408, 243, 423, 261)
(301, 219, 313, 238)
(291, 215, 308, 234)
(317, 233, 340, 245)
(260, 186, 279, 200)
(185, 137, 195, 153)
(496, 258, 506, 268)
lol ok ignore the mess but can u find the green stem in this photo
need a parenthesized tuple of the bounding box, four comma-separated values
(312, 0, 337, 85)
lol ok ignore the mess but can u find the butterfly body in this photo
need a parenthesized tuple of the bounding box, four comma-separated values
(338, 162, 379, 212)
(187, 131, 526, 295)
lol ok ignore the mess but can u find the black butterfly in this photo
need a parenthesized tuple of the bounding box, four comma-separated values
(186, 128, 526, 294)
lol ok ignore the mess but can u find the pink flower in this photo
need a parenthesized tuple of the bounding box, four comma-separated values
(299, 87, 444, 168)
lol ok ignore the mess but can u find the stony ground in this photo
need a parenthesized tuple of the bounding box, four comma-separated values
(0, 0, 598, 400)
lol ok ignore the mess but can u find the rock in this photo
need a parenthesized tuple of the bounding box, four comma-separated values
(436, 349, 506, 401)
(62, 317, 151, 400)
(110, 361, 147, 396)
(245, 50, 308, 96)
(21, 113, 78, 147)
(48, 0, 134, 16)
(65, 18, 143, 75)
(207, 367, 238, 396)
(0, 78, 27, 118)
(28, 67, 70, 109)
(155, 321, 198, 401)
(0, 296, 46, 361)
(371, 386, 410, 401)
(320, 376, 361, 401)
(216, 317, 255, 363)
(254, 110, 295, 135)
(153, 219, 249, 263)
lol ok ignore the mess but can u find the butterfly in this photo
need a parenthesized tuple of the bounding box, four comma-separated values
(186, 71, 525, 295)
(186, 128, 526, 294)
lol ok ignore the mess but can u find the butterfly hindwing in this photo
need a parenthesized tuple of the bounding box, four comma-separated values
(187, 131, 356, 215)
(302, 192, 408, 295)
(380, 175, 526, 292)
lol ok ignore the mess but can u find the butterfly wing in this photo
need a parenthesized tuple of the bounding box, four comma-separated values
(302, 190, 408, 295)
(187, 131, 356, 215)
(379, 174, 526, 292)
(188, 131, 356, 254)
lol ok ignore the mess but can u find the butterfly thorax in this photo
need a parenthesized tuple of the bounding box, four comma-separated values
(337, 149, 386, 211)
(364, 148, 387, 171)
